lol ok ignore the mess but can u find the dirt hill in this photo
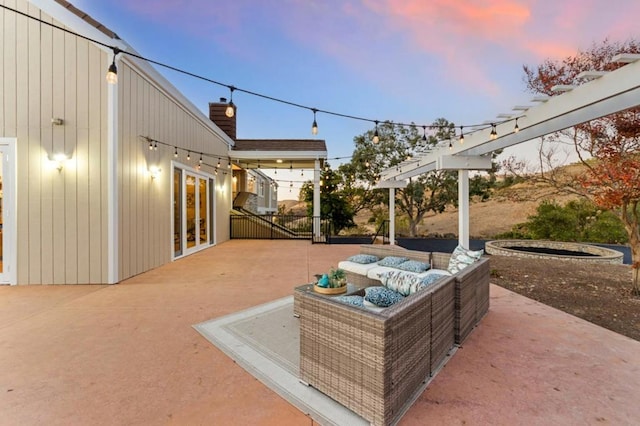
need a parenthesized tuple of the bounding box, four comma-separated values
(279, 166, 583, 238)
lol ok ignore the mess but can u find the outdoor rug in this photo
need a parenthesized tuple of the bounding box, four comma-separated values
(193, 296, 368, 426)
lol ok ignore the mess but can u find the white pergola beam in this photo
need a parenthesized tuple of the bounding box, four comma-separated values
(437, 155, 492, 170)
(380, 57, 640, 182)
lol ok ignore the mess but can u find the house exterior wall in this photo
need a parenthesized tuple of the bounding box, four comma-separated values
(1, 0, 109, 284)
(116, 61, 231, 282)
(1, 0, 233, 284)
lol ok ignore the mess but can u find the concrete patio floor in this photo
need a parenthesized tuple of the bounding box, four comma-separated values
(1, 240, 639, 425)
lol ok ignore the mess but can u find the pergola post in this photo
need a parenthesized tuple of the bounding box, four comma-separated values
(389, 187, 395, 245)
(313, 159, 321, 237)
(458, 170, 470, 249)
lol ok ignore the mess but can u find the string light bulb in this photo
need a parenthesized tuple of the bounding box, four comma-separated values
(514, 118, 520, 133)
(311, 108, 318, 135)
(225, 86, 235, 118)
(422, 126, 427, 142)
(217, 158, 221, 168)
(459, 126, 465, 144)
(106, 48, 120, 85)
(227, 159, 232, 169)
(153, 141, 158, 151)
(449, 140, 453, 150)
(187, 151, 191, 161)
(174, 147, 178, 158)
(199, 153, 203, 164)
(490, 124, 498, 140)
(148, 139, 153, 150)
(373, 121, 380, 144)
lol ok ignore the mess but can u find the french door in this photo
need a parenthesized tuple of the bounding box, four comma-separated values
(0, 138, 16, 285)
(173, 165, 215, 258)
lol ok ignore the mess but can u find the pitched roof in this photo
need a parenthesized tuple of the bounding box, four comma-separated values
(234, 139, 327, 152)
(54, 0, 119, 39)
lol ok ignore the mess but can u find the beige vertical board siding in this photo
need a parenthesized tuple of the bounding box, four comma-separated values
(39, 5, 54, 284)
(27, 1, 42, 283)
(119, 65, 130, 280)
(2, 1, 109, 283)
(75, 37, 90, 283)
(99, 52, 108, 283)
(88, 47, 104, 284)
(63, 31, 78, 283)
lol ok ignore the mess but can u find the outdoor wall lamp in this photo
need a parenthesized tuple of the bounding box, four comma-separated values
(50, 153, 69, 172)
(149, 165, 162, 179)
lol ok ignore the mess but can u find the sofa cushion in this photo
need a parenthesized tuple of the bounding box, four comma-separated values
(448, 245, 484, 274)
(396, 259, 430, 273)
(334, 295, 365, 307)
(337, 260, 381, 276)
(377, 256, 409, 267)
(378, 270, 426, 296)
(362, 300, 387, 313)
(364, 286, 405, 307)
(420, 272, 449, 287)
(346, 254, 379, 264)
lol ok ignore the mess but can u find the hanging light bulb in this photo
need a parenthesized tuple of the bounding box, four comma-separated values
(422, 126, 427, 142)
(365, 160, 370, 168)
(227, 159, 232, 169)
(289, 161, 293, 171)
(225, 86, 235, 118)
(373, 120, 380, 144)
(449, 140, 453, 150)
(514, 118, 520, 133)
(153, 141, 158, 151)
(174, 147, 178, 158)
(187, 151, 191, 161)
(106, 48, 120, 85)
(148, 139, 153, 150)
(199, 153, 203, 164)
(311, 108, 318, 135)
(301, 169, 304, 177)
(217, 158, 221, 168)
(490, 124, 498, 140)
(274, 167, 277, 175)
(459, 126, 465, 144)
(257, 160, 261, 169)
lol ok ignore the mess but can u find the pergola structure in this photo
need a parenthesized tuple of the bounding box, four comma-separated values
(379, 53, 640, 248)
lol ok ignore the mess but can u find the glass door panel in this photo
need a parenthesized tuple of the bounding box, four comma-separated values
(185, 173, 197, 249)
(199, 178, 208, 244)
(173, 168, 183, 257)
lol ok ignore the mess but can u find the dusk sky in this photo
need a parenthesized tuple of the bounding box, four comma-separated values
(75, 0, 639, 197)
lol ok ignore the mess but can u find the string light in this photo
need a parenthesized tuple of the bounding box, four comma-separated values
(422, 126, 427, 141)
(106, 47, 120, 84)
(311, 108, 318, 135)
(174, 147, 178, 158)
(154, 141, 158, 150)
(225, 86, 235, 118)
(0, 3, 521, 141)
(490, 124, 498, 140)
(199, 153, 203, 164)
(449, 140, 453, 150)
(187, 151, 191, 161)
(148, 139, 153, 150)
(217, 158, 221, 168)
(227, 159, 232, 169)
(373, 121, 380, 144)
(459, 126, 465, 144)
(514, 118, 520, 133)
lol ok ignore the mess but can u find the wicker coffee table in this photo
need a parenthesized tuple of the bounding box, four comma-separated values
(293, 283, 362, 317)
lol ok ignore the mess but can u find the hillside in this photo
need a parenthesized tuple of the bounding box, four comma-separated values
(279, 167, 583, 238)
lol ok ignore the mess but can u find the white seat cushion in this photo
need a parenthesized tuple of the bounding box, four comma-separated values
(337, 260, 381, 276)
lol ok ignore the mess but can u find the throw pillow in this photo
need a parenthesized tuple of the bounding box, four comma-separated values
(377, 256, 409, 268)
(447, 245, 484, 274)
(379, 270, 425, 296)
(334, 295, 365, 307)
(396, 259, 431, 273)
(346, 254, 379, 264)
(364, 286, 405, 307)
(420, 273, 448, 287)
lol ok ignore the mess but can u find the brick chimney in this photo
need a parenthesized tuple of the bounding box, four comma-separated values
(209, 98, 237, 140)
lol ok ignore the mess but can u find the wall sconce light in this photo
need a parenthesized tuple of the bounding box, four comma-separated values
(51, 118, 64, 126)
(149, 165, 162, 179)
(50, 153, 69, 172)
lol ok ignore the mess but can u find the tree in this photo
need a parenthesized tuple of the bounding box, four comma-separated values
(300, 167, 355, 234)
(522, 38, 640, 294)
(350, 120, 460, 237)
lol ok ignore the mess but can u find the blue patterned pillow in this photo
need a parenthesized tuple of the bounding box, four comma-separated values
(364, 286, 405, 307)
(447, 245, 484, 274)
(347, 254, 379, 264)
(379, 271, 425, 296)
(420, 273, 448, 287)
(396, 260, 430, 273)
(334, 295, 365, 307)
(377, 256, 409, 267)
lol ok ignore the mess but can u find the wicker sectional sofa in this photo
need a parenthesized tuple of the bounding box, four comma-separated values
(297, 245, 490, 426)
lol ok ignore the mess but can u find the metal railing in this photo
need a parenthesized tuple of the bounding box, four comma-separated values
(231, 213, 319, 240)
